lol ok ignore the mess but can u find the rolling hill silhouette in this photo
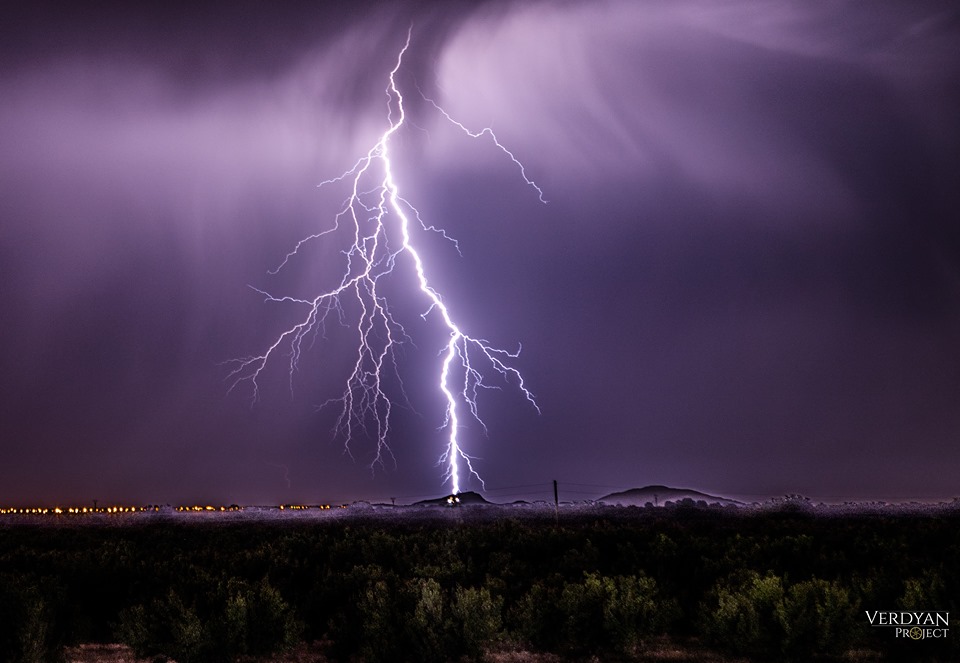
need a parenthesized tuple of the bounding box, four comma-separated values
(415, 491, 490, 506)
(599, 485, 741, 507)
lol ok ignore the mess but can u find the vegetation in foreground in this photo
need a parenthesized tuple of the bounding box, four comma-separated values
(0, 504, 956, 661)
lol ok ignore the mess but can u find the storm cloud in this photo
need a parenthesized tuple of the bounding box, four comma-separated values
(1, 0, 958, 505)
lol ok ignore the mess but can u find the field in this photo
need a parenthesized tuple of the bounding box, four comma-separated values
(2, 502, 957, 662)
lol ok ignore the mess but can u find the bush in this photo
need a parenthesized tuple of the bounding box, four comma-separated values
(513, 577, 564, 651)
(0, 576, 64, 663)
(406, 578, 450, 663)
(452, 584, 504, 658)
(558, 573, 609, 654)
(357, 578, 404, 663)
(215, 577, 300, 657)
(777, 578, 858, 658)
(703, 572, 860, 660)
(516, 572, 667, 656)
(602, 573, 669, 651)
(115, 590, 203, 662)
(112, 604, 150, 658)
(115, 578, 299, 663)
(701, 571, 786, 657)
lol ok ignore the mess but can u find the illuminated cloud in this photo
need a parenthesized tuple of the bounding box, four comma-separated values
(0, 0, 957, 505)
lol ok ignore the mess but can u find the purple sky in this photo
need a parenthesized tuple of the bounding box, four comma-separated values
(2, 0, 959, 506)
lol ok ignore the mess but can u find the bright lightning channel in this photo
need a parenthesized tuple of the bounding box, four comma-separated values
(227, 32, 542, 494)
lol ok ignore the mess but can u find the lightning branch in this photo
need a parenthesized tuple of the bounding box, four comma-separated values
(226, 31, 542, 494)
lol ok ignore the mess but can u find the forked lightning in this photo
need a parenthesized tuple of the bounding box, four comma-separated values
(227, 32, 541, 494)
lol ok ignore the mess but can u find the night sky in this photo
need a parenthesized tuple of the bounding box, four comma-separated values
(2, 0, 959, 506)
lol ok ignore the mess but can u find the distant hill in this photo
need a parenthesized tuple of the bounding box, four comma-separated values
(415, 491, 490, 506)
(599, 485, 742, 507)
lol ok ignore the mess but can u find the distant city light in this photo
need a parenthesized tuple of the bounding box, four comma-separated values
(0, 503, 353, 516)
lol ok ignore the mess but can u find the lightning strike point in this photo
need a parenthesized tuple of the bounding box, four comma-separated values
(227, 30, 541, 494)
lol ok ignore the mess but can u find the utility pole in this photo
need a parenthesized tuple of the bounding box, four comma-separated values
(553, 479, 559, 523)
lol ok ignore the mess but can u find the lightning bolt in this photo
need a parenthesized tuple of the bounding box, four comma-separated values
(226, 31, 541, 494)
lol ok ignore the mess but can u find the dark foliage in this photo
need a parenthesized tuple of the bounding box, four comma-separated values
(0, 507, 957, 661)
